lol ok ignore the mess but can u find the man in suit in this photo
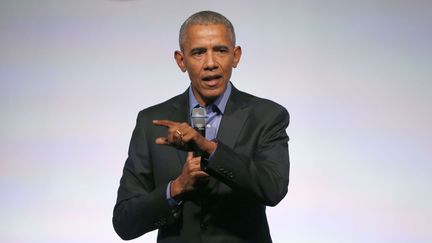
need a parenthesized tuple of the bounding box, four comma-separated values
(113, 11, 290, 243)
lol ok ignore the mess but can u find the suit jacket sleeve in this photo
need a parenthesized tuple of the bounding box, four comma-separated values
(202, 103, 290, 207)
(112, 111, 179, 240)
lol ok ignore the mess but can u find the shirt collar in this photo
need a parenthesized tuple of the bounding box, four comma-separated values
(188, 82, 232, 115)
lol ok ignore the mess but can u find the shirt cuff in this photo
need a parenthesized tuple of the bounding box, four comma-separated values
(166, 180, 182, 208)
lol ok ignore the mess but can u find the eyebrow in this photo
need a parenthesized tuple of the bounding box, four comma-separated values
(190, 47, 206, 54)
(189, 45, 230, 54)
(213, 45, 229, 51)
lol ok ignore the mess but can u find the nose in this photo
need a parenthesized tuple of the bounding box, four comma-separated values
(204, 52, 218, 71)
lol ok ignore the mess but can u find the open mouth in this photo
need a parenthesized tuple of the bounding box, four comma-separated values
(202, 75, 222, 81)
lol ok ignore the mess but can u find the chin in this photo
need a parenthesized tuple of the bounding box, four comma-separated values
(203, 89, 223, 99)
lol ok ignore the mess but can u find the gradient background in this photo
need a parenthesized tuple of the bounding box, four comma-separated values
(1, 0, 431, 242)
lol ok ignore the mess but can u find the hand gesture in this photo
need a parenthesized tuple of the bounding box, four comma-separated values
(153, 119, 216, 154)
(170, 152, 210, 198)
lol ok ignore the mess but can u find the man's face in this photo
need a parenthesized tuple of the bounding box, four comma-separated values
(175, 24, 242, 106)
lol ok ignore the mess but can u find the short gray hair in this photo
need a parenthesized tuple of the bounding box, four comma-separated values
(179, 11, 236, 51)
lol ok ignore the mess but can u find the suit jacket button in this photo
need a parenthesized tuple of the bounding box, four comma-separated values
(200, 222, 208, 231)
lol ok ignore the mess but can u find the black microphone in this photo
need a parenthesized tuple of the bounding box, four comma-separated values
(191, 107, 207, 156)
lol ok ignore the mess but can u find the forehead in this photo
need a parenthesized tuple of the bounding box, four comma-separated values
(183, 24, 232, 48)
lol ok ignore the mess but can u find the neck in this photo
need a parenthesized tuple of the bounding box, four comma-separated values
(198, 97, 216, 107)
(192, 90, 216, 107)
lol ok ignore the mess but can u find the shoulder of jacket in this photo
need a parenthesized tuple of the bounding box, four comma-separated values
(234, 89, 287, 114)
(137, 92, 186, 117)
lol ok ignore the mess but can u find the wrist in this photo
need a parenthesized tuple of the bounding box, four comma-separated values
(170, 179, 183, 199)
(203, 139, 217, 155)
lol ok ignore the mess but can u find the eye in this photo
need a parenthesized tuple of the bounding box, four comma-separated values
(191, 48, 206, 56)
(217, 47, 228, 53)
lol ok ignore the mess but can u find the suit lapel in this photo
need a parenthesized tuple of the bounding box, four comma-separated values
(217, 86, 250, 149)
(169, 89, 190, 165)
(205, 86, 250, 194)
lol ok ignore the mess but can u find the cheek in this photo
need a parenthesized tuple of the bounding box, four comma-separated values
(221, 59, 234, 69)
(185, 68, 197, 80)
(188, 63, 203, 76)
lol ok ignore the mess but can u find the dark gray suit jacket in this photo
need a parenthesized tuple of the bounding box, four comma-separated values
(113, 85, 290, 243)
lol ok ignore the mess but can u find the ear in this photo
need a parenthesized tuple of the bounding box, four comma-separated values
(232, 46, 242, 68)
(174, 50, 187, 72)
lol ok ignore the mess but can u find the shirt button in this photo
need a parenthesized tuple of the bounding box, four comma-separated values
(206, 124, 211, 128)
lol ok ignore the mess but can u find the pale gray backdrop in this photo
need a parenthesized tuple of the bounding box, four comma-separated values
(1, 0, 431, 242)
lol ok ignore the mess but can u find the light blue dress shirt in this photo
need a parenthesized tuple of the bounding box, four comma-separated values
(188, 82, 231, 140)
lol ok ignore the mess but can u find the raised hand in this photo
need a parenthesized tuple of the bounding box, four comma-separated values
(170, 152, 210, 198)
(153, 119, 217, 155)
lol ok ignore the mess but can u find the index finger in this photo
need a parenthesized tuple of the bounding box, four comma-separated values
(153, 119, 178, 127)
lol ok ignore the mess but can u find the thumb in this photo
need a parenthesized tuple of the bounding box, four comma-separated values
(155, 137, 169, 145)
(186, 151, 194, 161)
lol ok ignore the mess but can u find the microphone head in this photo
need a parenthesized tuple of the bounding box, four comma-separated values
(191, 107, 207, 129)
